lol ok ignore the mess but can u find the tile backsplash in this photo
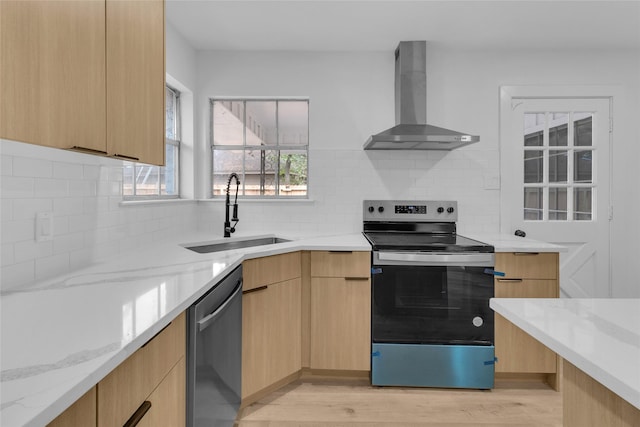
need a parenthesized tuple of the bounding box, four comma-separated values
(0, 140, 198, 292)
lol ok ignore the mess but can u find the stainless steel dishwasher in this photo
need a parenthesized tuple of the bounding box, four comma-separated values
(187, 265, 242, 427)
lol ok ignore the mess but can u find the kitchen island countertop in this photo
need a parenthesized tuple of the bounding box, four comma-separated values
(490, 297, 640, 410)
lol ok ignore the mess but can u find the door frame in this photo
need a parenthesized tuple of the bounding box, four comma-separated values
(499, 85, 618, 297)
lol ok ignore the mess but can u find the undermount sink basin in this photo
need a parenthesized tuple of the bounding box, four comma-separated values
(184, 237, 291, 254)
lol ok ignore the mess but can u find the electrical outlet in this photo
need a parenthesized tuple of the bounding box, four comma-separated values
(35, 212, 54, 242)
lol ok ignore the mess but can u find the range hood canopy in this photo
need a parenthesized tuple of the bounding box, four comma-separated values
(364, 41, 479, 150)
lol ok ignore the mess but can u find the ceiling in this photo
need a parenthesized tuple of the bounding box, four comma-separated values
(166, 0, 640, 52)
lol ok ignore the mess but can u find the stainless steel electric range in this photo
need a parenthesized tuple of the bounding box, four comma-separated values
(363, 200, 496, 389)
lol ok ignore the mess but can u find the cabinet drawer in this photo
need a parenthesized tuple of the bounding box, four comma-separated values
(243, 251, 301, 291)
(98, 312, 185, 427)
(494, 279, 558, 298)
(495, 252, 558, 279)
(47, 387, 96, 427)
(310, 251, 370, 278)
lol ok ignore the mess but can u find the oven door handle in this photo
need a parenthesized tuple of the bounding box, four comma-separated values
(375, 251, 495, 266)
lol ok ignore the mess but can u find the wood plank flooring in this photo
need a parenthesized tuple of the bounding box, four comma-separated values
(237, 377, 562, 426)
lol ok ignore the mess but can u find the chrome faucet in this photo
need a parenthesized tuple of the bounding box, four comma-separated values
(224, 173, 240, 237)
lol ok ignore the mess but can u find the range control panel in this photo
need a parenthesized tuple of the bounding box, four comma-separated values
(363, 200, 458, 222)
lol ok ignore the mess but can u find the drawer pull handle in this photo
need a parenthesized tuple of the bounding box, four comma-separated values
(329, 250, 353, 253)
(497, 278, 523, 282)
(112, 153, 140, 161)
(242, 285, 268, 295)
(69, 146, 108, 155)
(345, 277, 369, 281)
(123, 401, 151, 427)
(513, 252, 540, 256)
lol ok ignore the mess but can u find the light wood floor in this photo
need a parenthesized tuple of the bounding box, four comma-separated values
(237, 377, 562, 426)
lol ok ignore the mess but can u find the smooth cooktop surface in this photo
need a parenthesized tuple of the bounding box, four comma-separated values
(363, 232, 495, 253)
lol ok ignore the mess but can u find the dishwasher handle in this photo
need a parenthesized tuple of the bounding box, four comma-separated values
(197, 279, 243, 332)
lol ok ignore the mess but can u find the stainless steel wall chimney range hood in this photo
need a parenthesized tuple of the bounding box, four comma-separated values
(364, 41, 479, 150)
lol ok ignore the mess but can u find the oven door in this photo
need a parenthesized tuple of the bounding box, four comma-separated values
(372, 251, 495, 346)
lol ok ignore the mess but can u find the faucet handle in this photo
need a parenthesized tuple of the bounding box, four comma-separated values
(232, 203, 239, 222)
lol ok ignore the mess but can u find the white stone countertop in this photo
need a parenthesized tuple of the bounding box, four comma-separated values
(465, 233, 567, 253)
(490, 298, 640, 409)
(0, 230, 562, 427)
(0, 232, 370, 427)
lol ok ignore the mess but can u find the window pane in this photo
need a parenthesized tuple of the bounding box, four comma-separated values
(213, 150, 243, 196)
(165, 87, 176, 140)
(245, 149, 276, 195)
(161, 144, 178, 196)
(574, 150, 593, 183)
(524, 187, 543, 220)
(135, 165, 159, 196)
(574, 188, 593, 220)
(278, 101, 308, 146)
(123, 162, 135, 196)
(246, 101, 276, 146)
(549, 121, 568, 147)
(549, 150, 568, 183)
(524, 113, 545, 147)
(574, 114, 593, 146)
(213, 100, 244, 146)
(279, 151, 308, 196)
(524, 150, 543, 183)
(549, 188, 567, 220)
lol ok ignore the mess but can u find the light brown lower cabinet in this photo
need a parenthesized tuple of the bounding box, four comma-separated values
(310, 277, 371, 371)
(47, 312, 186, 427)
(242, 277, 302, 401)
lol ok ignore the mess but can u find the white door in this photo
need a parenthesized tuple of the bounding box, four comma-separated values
(500, 92, 611, 298)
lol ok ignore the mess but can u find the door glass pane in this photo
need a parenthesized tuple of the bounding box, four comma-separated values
(549, 188, 567, 220)
(524, 150, 543, 183)
(278, 101, 309, 146)
(549, 150, 568, 183)
(524, 188, 543, 220)
(213, 150, 243, 196)
(524, 113, 545, 147)
(574, 114, 593, 146)
(574, 150, 593, 183)
(549, 116, 568, 146)
(574, 188, 593, 220)
(212, 100, 244, 146)
(246, 101, 276, 146)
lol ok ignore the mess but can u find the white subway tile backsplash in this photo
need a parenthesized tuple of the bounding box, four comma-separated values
(1, 260, 35, 290)
(53, 232, 84, 255)
(53, 198, 84, 216)
(34, 178, 68, 198)
(1, 244, 14, 266)
(14, 240, 53, 263)
(1, 176, 34, 198)
(68, 180, 97, 197)
(13, 156, 53, 178)
(1, 156, 13, 176)
(12, 199, 53, 220)
(35, 253, 70, 280)
(83, 165, 101, 181)
(1, 219, 34, 243)
(53, 162, 84, 180)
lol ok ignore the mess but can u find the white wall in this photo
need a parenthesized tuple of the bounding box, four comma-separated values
(195, 46, 640, 297)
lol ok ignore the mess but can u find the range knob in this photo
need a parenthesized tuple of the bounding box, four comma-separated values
(378, 206, 385, 213)
(437, 207, 444, 214)
(368, 206, 374, 213)
(447, 207, 455, 214)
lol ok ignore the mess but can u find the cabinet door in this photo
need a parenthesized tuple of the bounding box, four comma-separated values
(47, 387, 96, 427)
(242, 278, 301, 400)
(0, 0, 106, 152)
(494, 279, 558, 373)
(136, 358, 186, 427)
(243, 252, 301, 291)
(106, 0, 165, 165)
(310, 277, 371, 371)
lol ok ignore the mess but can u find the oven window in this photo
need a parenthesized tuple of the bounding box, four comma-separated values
(372, 265, 494, 345)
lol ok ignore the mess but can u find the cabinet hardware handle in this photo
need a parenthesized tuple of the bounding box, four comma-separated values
(142, 321, 172, 348)
(68, 146, 108, 155)
(496, 278, 523, 282)
(345, 277, 369, 281)
(514, 252, 540, 256)
(112, 154, 140, 161)
(329, 250, 353, 254)
(242, 285, 268, 295)
(123, 401, 151, 427)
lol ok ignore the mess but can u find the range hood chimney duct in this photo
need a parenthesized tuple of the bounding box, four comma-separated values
(364, 41, 480, 150)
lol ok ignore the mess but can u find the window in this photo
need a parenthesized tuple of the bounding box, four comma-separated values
(211, 98, 308, 198)
(523, 112, 594, 221)
(123, 86, 180, 199)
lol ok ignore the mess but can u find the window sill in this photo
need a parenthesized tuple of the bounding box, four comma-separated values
(119, 198, 197, 207)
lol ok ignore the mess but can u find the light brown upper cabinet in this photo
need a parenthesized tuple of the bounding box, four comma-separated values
(0, 0, 165, 166)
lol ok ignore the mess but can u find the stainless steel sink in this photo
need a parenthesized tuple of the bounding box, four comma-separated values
(184, 237, 290, 254)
